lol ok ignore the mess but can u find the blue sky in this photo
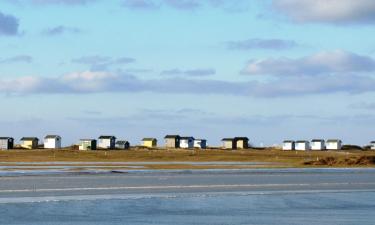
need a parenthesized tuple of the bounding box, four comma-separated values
(1, 0, 375, 146)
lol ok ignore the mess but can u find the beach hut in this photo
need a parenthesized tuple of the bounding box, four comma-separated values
(115, 140, 130, 150)
(326, 139, 342, 150)
(194, 139, 207, 149)
(164, 135, 180, 148)
(311, 139, 325, 151)
(0, 137, 14, 150)
(235, 137, 249, 149)
(180, 137, 195, 149)
(295, 140, 310, 151)
(44, 135, 62, 149)
(371, 141, 375, 150)
(222, 138, 236, 149)
(282, 140, 295, 151)
(98, 136, 116, 149)
(20, 137, 39, 149)
(142, 138, 157, 148)
(79, 139, 97, 150)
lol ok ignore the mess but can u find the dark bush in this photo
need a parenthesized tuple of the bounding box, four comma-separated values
(341, 145, 363, 150)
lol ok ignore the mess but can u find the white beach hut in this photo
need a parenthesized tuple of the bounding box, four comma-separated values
(180, 137, 195, 149)
(311, 139, 325, 151)
(98, 136, 116, 149)
(0, 137, 14, 150)
(282, 140, 295, 150)
(326, 139, 342, 150)
(194, 139, 207, 149)
(44, 135, 62, 149)
(295, 140, 310, 151)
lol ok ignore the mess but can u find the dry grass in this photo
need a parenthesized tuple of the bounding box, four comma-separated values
(0, 148, 374, 168)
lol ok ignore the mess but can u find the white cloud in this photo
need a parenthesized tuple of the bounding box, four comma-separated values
(273, 0, 375, 24)
(243, 50, 375, 76)
(160, 68, 216, 76)
(60, 71, 120, 92)
(13, 0, 97, 5)
(71, 55, 136, 71)
(122, 0, 248, 11)
(0, 76, 43, 93)
(227, 38, 298, 50)
(42, 26, 83, 35)
(2, 70, 375, 97)
(0, 55, 32, 64)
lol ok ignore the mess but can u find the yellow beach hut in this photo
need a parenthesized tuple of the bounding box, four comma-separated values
(20, 137, 39, 149)
(142, 138, 157, 148)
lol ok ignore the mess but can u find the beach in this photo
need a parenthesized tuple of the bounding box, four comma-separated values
(1, 168, 375, 224)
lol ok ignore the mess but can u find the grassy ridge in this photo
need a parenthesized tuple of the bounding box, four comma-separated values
(0, 148, 375, 168)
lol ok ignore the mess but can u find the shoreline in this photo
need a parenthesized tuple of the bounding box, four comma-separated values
(1, 166, 375, 178)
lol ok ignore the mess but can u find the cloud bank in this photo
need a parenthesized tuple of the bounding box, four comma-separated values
(9, 0, 97, 5)
(161, 68, 216, 76)
(2, 70, 375, 97)
(273, 0, 375, 24)
(122, 0, 248, 11)
(243, 50, 375, 76)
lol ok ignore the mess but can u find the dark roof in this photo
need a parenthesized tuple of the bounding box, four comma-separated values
(116, 140, 129, 144)
(311, 139, 324, 142)
(0, 137, 13, 140)
(80, 139, 96, 141)
(180, 136, 194, 140)
(98, 136, 116, 139)
(283, 140, 294, 143)
(371, 141, 375, 144)
(44, 135, 61, 139)
(142, 138, 156, 141)
(164, 135, 180, 139)
(327, 139, 341, 142)
(235, 137, 249, 141)
(195, 139, 206, 141)
(20, 137, 39, 141)
(296, 140, 308, 143)
(221, 138, 234, 141)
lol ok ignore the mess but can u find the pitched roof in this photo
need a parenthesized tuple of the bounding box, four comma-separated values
(296, 140, 309, 143)
(20, 137, 39, 141)
(44, 135, 61, 139)
(80, 139, 96, 141)
(142, 138, 156, 141)
(180, 136, 194, 140)
(164, 135, 180, 139)
(194, 139, 206, 141)
(311, 139, 324, 142)
(221, 138, 234, 141)
(283, 140, 294, 143)
(235, 137, 249, 141)
(98, 136, 116, 139)
(0, 137, 13, 140)
(327, 139, 341, 142)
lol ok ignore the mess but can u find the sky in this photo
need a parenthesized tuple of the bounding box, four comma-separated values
(1, 0, 375, 147)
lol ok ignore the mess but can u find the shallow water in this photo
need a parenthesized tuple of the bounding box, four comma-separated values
(0, 191, 374, 225)
(1, 168, 375, 224)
